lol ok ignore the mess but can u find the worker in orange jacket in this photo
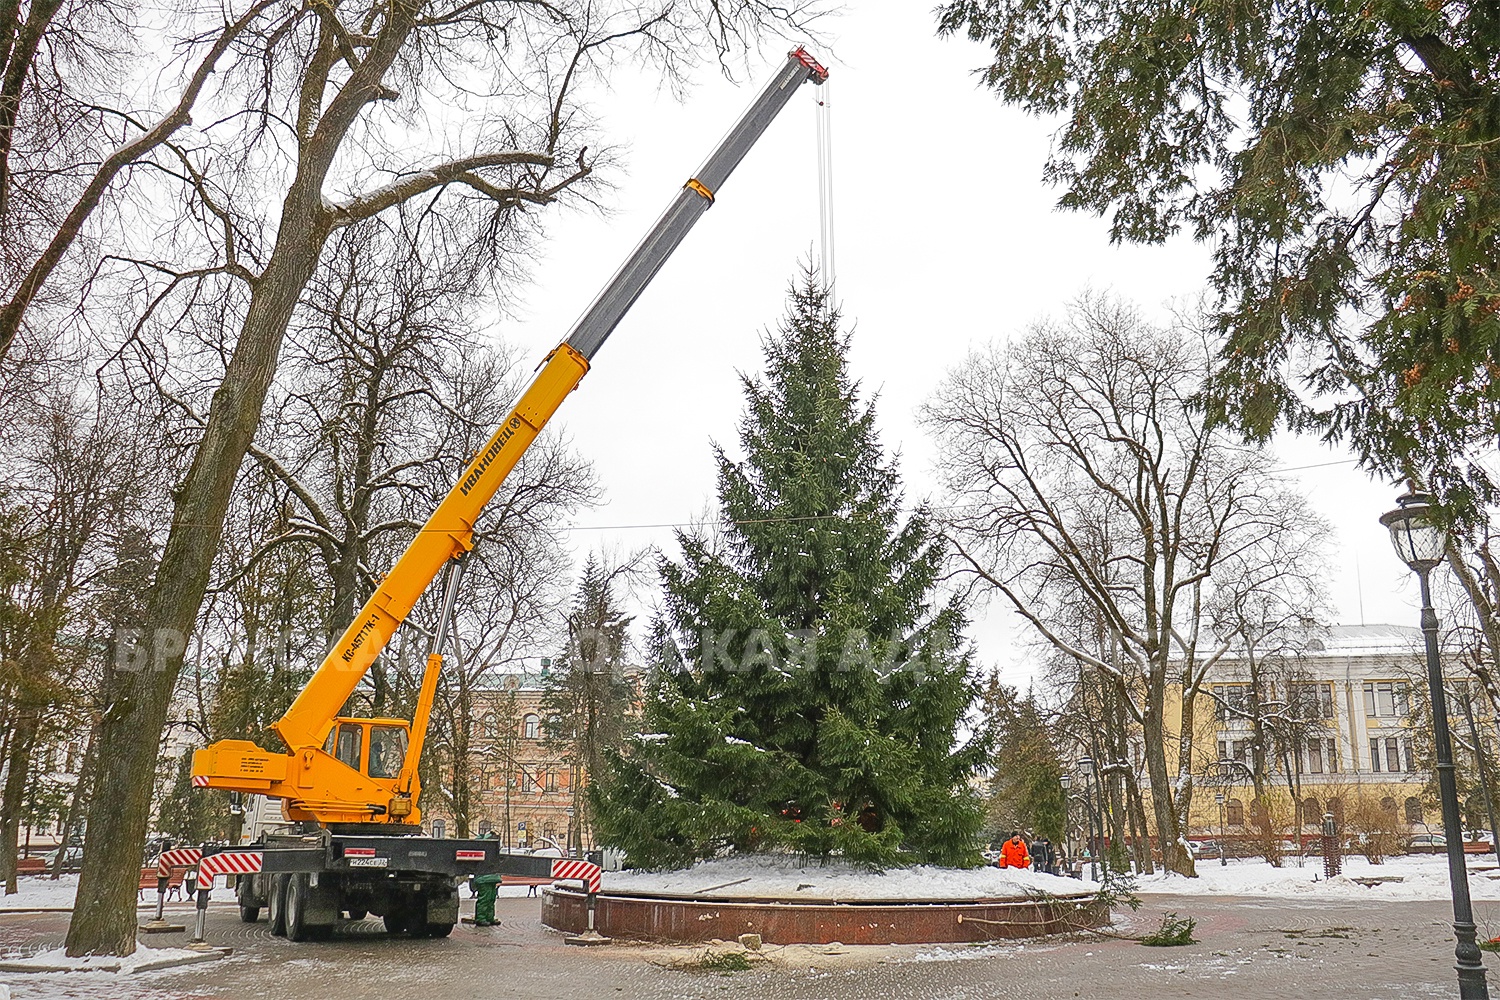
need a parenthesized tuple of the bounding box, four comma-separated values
(997, 831, 1031, 869)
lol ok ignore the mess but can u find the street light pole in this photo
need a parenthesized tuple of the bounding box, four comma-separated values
(1382, 492, 1489, 999)
(1060, 772, 1074, 870)
(1077, 757, 1100, 882)
(1216, 791, 1227, 867)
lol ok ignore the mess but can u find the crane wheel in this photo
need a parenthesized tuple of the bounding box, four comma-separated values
(422, 922, 455, 938)
(345, 908, 367, 921)
(383, 908, 409, 935)
(239, 904, 260, 924)
(267, 874, 289, 937)
(285, 874, 311, 942)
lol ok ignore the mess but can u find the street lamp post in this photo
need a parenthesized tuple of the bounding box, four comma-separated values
(1215, 791, 1227, 867)
(1060, 772, 1074, 869)
(1381, 492, 1489, 999)
(1077, 757, 1101, 882)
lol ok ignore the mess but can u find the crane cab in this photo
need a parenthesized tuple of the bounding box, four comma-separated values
(323, 718, 411, 783)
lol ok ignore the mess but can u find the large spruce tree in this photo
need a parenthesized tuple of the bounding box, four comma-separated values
(593, 270, 991, 869)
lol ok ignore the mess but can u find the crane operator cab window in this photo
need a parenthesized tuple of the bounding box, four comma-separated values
(367, 726, 407, 780)
(327, 724, 362, 772)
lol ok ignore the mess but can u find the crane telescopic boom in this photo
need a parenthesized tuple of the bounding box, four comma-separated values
(192, 48, 829, 829)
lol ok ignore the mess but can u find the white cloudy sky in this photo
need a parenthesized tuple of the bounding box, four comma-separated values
(486, 1, 1427, 682)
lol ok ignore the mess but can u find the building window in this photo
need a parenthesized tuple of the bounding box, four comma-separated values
(477, 820, 492, 836)
(1249, 798, 1268, 825)
(1386, 737, 1403, 773)
(1213, 684, 1248, 722)
(523, 714, 540, 740)
(481, 713, 496, 739)
(1326, 738, 1339, 773)
(432, 819, 446, 839)
(546, 770, 558, 792)
(1369, 738, 1382, 772)
(1226, 798, 1244, 826)
(1405, 797, 1424, 824)
(1306, 738, 1324, 774)
(1364, 681, 1410, 718)
(1290, 683, 1334, 720)
(1328, 797, 1344, 826)
(1380, 796, 1398, 816)
(1405, 741, 1417, 772)
(1302, 797, 1321, 826)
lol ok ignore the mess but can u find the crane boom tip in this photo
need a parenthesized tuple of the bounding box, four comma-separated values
(790, 46, 829, 83)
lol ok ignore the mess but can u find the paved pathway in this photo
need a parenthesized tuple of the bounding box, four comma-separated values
(0, 891, 1484, 999)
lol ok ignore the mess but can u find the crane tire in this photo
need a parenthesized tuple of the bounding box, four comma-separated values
(285, 873, 312, 943)
(267, 874, 289, 937)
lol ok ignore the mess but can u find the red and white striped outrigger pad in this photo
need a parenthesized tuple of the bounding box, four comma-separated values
(159, 848, 202, 868)
(198, 850, 264, 884)
(550, 858, 601, 893)
(191, 775, 210, 787)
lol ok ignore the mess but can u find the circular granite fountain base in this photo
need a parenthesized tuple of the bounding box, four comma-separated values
(541, 887, 1108, 945)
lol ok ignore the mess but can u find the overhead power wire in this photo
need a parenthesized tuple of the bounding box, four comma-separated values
(558, 457, 1364, 533)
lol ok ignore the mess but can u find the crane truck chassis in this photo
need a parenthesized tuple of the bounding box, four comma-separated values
(187, 47, 828, 942)
(224, 835, 598, 939)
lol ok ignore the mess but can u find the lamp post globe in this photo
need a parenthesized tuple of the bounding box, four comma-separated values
(1380, 492, 1447, 572)
(1380, 491, 1488, 998)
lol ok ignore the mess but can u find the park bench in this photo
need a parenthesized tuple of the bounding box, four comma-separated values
(15, 857, 46, 876)
(466, 874, 557, 898)
(137, 865, 189, 901)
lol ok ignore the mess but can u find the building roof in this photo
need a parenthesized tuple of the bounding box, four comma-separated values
(1305, 624, 1421, 655)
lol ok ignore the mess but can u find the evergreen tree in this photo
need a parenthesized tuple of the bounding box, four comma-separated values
(593, 269, 992, 869)
(981, 677, 1066, 845)
(541, 553, 639, 849)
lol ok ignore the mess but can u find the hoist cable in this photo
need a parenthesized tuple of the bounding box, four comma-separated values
(815, 80, 836, 296)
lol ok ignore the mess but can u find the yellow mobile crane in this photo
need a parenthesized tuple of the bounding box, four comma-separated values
(190, 48, 829, 941)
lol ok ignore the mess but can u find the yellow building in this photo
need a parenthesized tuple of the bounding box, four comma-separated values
(1180, 624, 1434, 842)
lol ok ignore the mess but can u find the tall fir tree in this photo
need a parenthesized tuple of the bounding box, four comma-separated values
(593, 269, 992, 869)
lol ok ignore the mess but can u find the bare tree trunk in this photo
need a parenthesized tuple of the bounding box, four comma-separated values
(452, 670, 472, 838)
(0, 712, 37, 894)
(65, 240, 329, 956)
(51, 732, 96, 879)
(1143, 681, 1194, 875)
(1125, 773, 1154, 874)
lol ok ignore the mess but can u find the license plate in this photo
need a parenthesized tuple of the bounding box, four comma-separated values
(347, 857, 389, 868)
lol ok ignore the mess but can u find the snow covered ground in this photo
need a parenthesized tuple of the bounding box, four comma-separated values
(0, 944, 217, 974)
(601, 853, 1500, 904)
(1136, 853, 1500, 902)
(603, 856, 1099, 900)
(0, 877, 82, 911)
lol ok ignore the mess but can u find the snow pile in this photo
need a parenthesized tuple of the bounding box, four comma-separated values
(603, 856, 1098, 900)
(0, 875, 80, 910)
(1137, 854, 1500, 902)
(0, 944, 211, 974)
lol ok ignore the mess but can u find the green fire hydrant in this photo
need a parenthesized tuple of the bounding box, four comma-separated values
(473, 873, 505, 926)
